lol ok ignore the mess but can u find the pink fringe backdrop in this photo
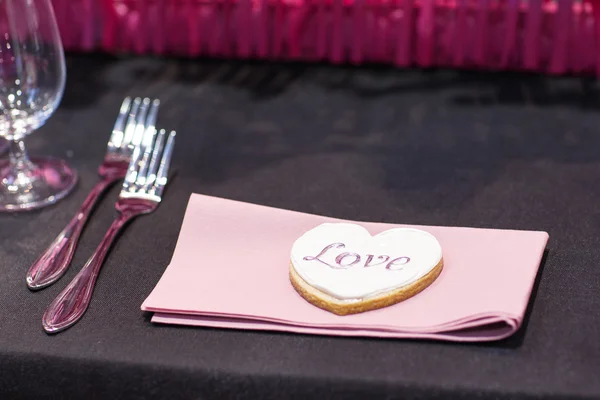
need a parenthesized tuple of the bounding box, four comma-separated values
(53, 0, 600, 76)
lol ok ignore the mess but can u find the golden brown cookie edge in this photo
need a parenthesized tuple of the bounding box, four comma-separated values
(289, 259, 443, 316)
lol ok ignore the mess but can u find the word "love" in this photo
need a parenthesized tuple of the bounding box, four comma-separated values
(303, 243, 410, 270)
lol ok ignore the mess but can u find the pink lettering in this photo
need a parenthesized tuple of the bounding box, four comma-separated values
(364, 254, 390, 267)
(303, 243, 345, 268)
(386, 257, 411, 270)
(335, 252, 361, 267)
(304, 243, 410, 271)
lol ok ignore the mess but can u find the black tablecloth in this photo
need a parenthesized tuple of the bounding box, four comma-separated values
(1, 54, 599, 400)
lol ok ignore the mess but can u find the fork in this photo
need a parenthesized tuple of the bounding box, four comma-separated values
(42, 128, 176, 334)
(26, 97, 160, 290)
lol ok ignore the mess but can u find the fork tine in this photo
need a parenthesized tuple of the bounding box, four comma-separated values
(134, 99, 160, 184)
(123, 144, 142, 192)
(121, 97, 142, 148)
(145, 99, 160, 135)
(108, 97, 132, 150)
(122, 99, 153, 191)
(152, 130, 176, 199)
(142, 129, 166, 192)
(131, 98, 151, 148)
(135, 128, 158, 187)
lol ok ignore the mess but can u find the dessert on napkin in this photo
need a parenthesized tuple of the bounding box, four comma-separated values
(289, 223, 443, 315)
(142, 194, 548, 342)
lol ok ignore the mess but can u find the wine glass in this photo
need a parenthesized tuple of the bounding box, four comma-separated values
(0, 0, 76, 211)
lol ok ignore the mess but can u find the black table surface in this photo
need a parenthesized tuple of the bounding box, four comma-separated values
(1, 54, 599, 400)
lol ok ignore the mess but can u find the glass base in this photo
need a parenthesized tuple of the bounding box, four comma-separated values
(0, 157, 77, 212)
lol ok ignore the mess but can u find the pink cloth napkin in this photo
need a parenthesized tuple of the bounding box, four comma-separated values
(142, 194, 549, 342)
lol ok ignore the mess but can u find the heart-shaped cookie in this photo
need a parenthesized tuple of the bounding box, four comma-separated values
(290, 223, 443, 315)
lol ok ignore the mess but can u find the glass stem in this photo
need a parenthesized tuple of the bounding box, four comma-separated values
(8, 139, 34, 173)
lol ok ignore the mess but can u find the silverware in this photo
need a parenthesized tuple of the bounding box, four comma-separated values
(26, 97, 160, 290)
(42, 128, 176, 334)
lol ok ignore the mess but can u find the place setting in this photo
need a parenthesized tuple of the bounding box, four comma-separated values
(4, 0, 600, 397)
(11, 80, 548, 341)
(0, 0, 552, 345)
(0, 0, 548, 339)
(6, 77, 549, 341)
(8, 79, 548, 341)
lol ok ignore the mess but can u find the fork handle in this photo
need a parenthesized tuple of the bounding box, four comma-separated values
(42, 211, 135, 334)
(26, 177, 118, 290)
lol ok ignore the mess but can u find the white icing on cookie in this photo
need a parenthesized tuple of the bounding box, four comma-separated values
(291, 223, 442, 300)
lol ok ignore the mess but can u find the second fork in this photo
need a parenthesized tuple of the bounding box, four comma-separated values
(25, 97, 160, 290)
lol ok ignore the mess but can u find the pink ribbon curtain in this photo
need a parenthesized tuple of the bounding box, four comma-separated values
(53, 0, 600, 76)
